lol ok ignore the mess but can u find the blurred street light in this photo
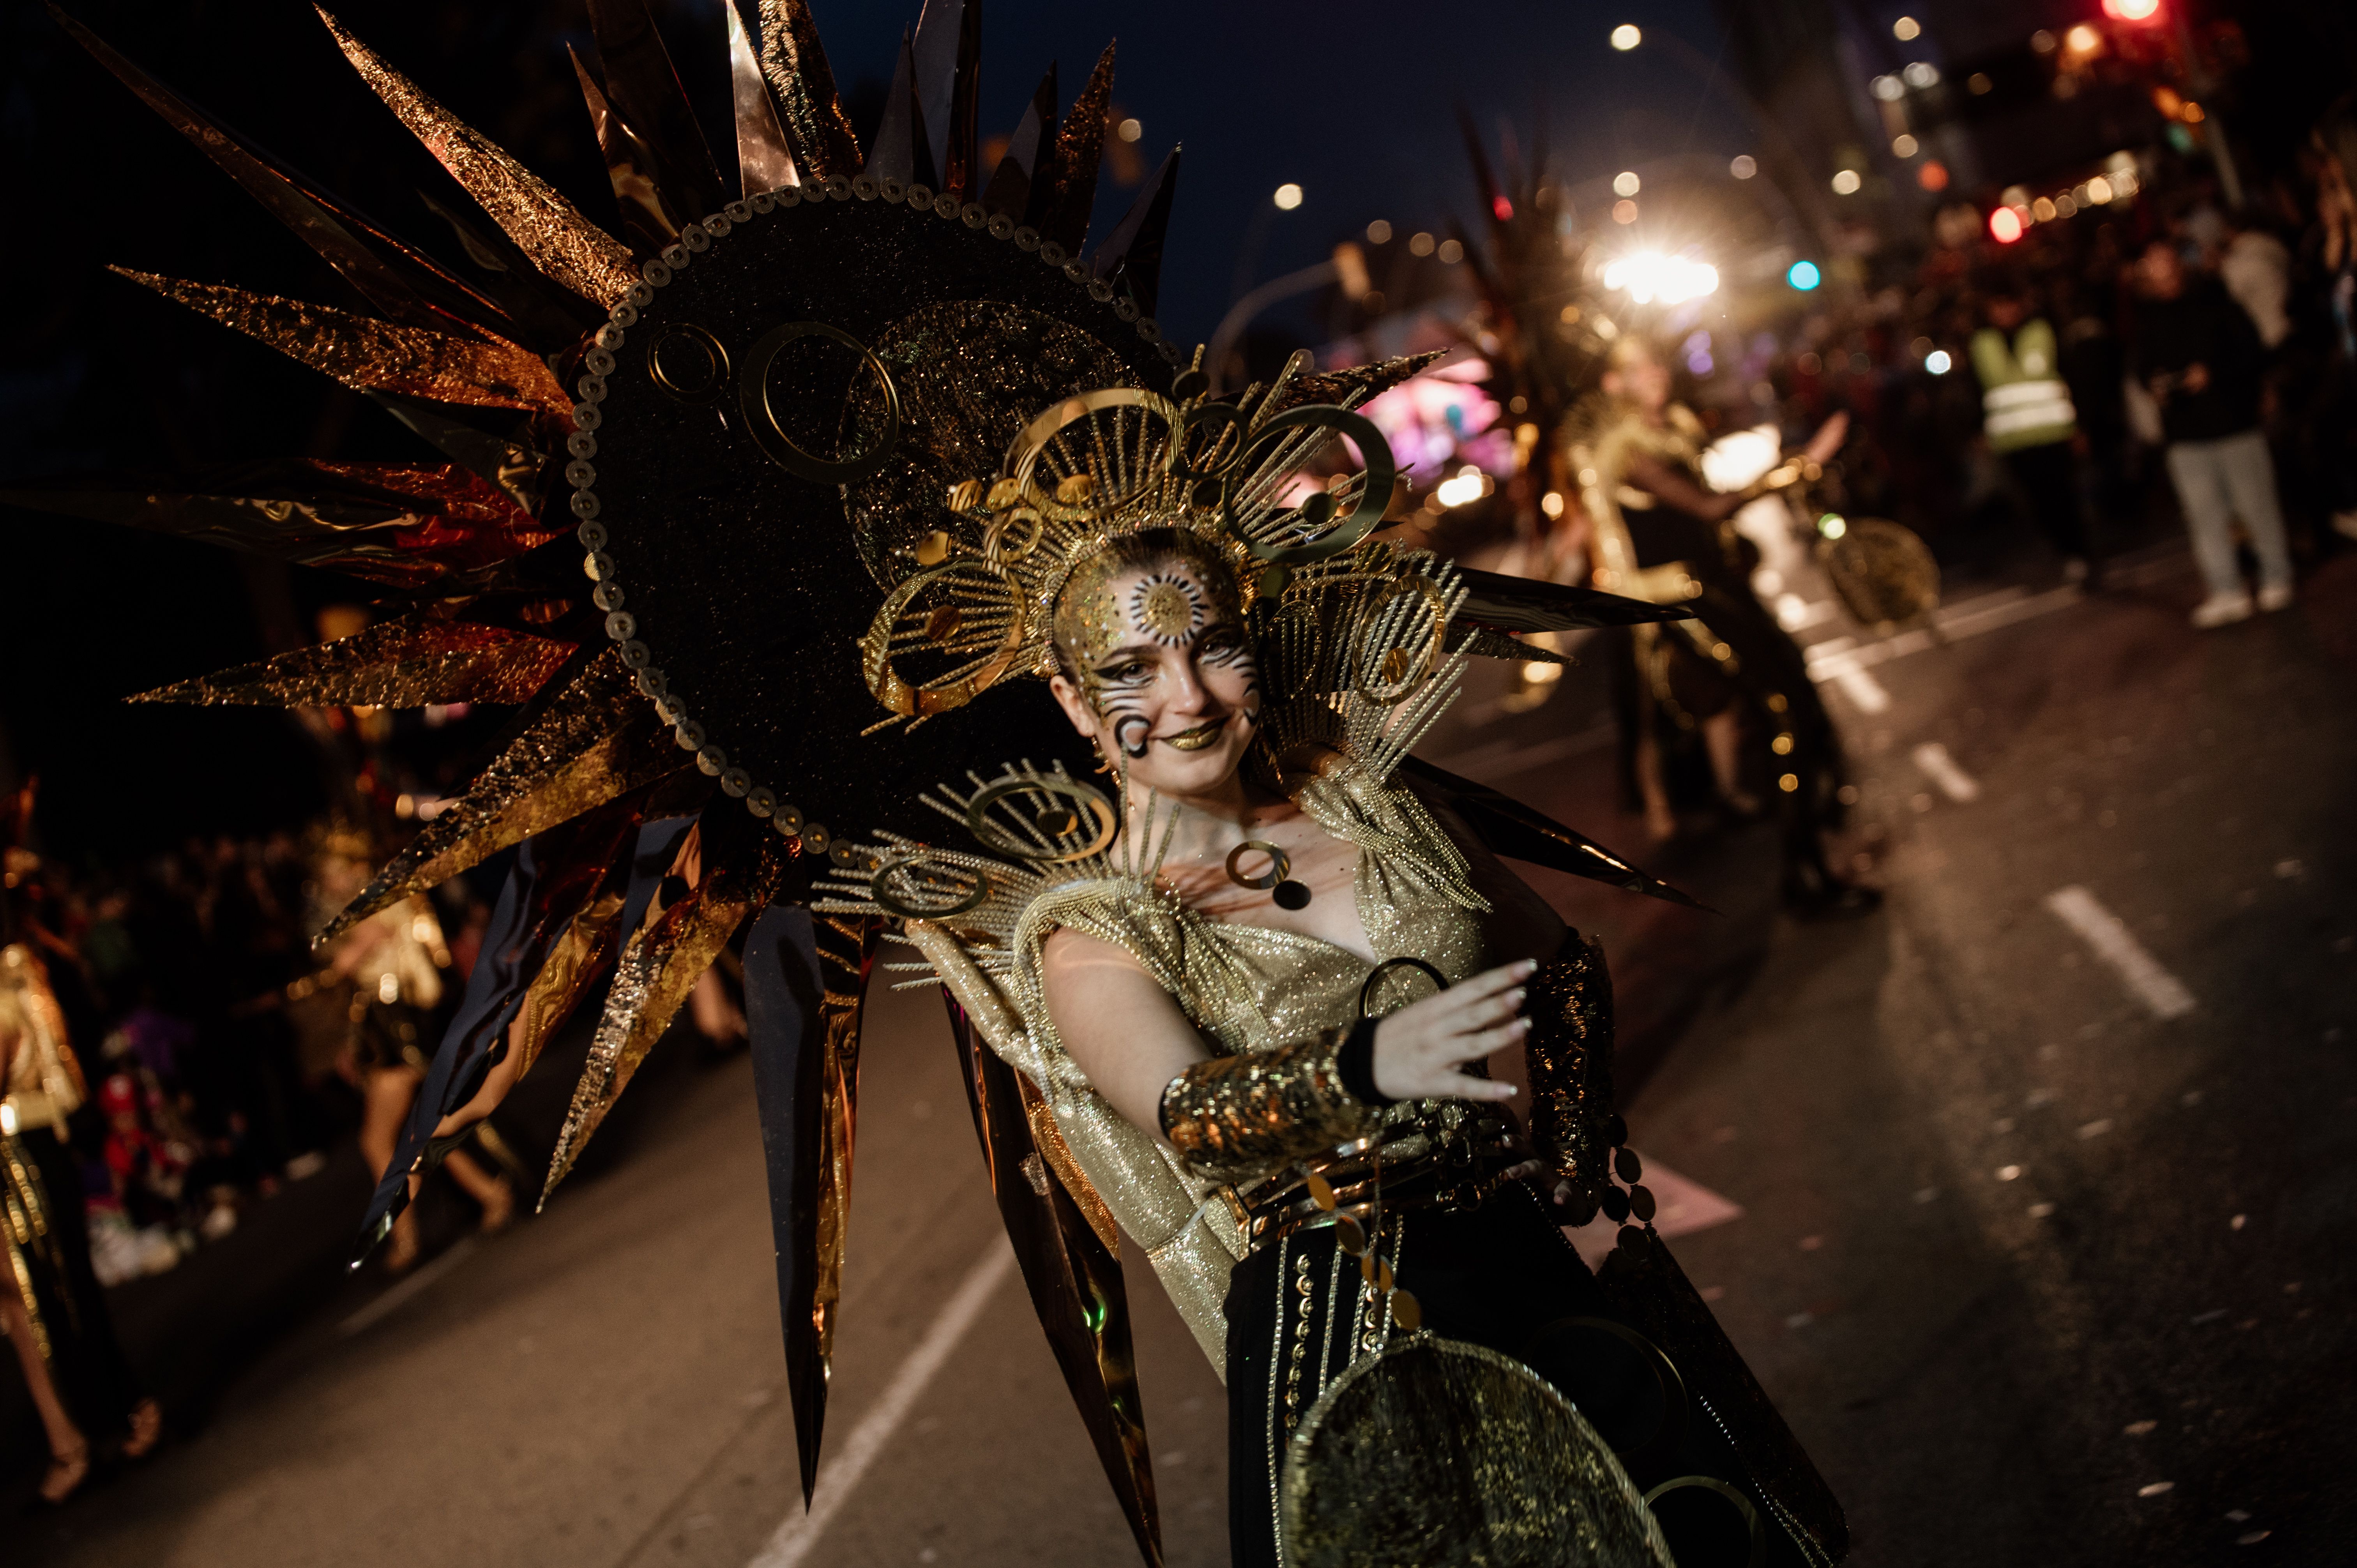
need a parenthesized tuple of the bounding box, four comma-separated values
(2102, 0, 2161, 21)
(1604, 251, 1719, 305)
(1612, 199, 1638, 224)
(1830, 169, 1862, 194)
(1116, 117, 1143, 143)
(1926, 349, 1953, 374)
(1272, 182, 1303, 210)
(1366, 219, 1392, 244)
(1611, 23, 1641, 51)
(1408, 231, 1435, 256)
(1435, 466, 1491, 508)
(1901, 61, 1940, 88)
(1892, 134, 1919, 157)
(1892, 16, 1921, 41)
(1730, 154, 1758, 179)
(1613, 171, 1641, 197)
(1989, 206, 2025, 243)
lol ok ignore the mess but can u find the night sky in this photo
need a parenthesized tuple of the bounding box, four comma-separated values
(0, 0, 1752, 856)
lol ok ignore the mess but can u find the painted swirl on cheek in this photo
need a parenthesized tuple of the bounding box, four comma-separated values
(1199, 631, 1262, 730)
(1083, 663, 1158, 760)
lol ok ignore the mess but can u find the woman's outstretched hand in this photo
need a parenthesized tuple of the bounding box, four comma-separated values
(1369, 959, 1535, 1102)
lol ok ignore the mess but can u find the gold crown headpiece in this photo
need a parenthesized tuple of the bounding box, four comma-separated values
(857, 365, 1401, 730)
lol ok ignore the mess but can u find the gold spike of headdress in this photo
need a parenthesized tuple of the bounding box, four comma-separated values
(854, 363, 1412, 730)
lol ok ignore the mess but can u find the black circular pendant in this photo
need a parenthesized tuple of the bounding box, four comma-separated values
(1272, 879, 1313, 911)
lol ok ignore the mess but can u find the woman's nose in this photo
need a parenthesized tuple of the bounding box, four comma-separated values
(1166, 656, 1210, 712)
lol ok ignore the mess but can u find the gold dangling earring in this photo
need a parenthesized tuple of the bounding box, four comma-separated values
(1090, 735, 1112, 775)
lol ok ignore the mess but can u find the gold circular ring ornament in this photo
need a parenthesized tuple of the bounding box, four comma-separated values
(1223, 839, 1292, 890)
(1281, 1334, 1671, 1568)
(982, 505, 1046, 566)
(868, 854, 991, 920)
(859, 564, 1030, 719)
(963, 772, 1118, 862)
(645, 323, 731, 403)
(1640, 1476, 1767, 1568)
(1005, 387, 1186, 522)
(739, 321, 904, 484)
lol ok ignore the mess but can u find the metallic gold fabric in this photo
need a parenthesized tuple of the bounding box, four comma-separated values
(510, 890, 627, 1081)
(114, 270, 570, 413)
(726, 0, 797, 197)
(319, 651, 682, 943)
(1158, 1029, 1372, 1187)
(320, 10, 638, 308)
(806, 912, 877, 1396)
(0, 945, 87, 1132)
(1523, 934, 1617, 1208)
(1, 1132, 72, 1360)
(757, 0, 859, 183)
(545, 841, 787, 1199)
(133, 613, 572, 710)
(1281, 1334, 1671, 1568)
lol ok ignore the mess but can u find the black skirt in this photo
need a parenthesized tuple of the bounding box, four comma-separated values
(1223, 1181, 1826, 1567)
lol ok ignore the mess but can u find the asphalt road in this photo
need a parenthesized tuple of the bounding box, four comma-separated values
(14, 539, 2355, 1566)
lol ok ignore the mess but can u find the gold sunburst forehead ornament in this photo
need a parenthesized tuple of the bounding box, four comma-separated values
(17, 1, 1700, 1554)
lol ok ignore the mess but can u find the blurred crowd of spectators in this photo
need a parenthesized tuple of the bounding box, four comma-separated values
(7, 828, 493, 1284)
(1713, 138, 2356, 586)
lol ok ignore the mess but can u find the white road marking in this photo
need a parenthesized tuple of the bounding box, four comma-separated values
(1911, 742, 1980, 802)
(1808, 582, 2081, 681)
(1831, 666, 1890, 713)
(2043, 886, 2197, 1020)
(338, 1238, 477, 1337)
(748, 1241, 1017, 1568)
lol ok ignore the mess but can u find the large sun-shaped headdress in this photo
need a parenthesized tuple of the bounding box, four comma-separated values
(14, 6, 1696, 1556)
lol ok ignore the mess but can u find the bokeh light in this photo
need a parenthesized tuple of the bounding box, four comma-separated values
(1989, 206, 2025, 244)
(1604, 251, 1720, 305)
(1787, 259, 1822, 291)
(1610, 24, 1642, 51)
(1272, 182, 1303, 210)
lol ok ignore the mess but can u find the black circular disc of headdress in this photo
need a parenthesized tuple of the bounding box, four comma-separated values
(583, 192, 1171, 844)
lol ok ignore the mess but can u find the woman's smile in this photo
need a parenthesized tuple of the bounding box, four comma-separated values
(1161, 720, 1225, 751)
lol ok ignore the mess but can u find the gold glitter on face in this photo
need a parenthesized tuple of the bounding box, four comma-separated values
(1052, 532, 1241, 669)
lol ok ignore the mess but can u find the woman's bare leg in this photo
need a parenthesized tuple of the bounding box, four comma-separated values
(1701, 709, 1760, 814)
(2, 1284, 88, 1500)
(440, 1149, 514, 1234)
(1633, 731, 1678, 842)
(361, 1066, 426, 1270)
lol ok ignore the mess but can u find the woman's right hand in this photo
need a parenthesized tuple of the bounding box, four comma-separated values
(1369, 959, 1535, 1102)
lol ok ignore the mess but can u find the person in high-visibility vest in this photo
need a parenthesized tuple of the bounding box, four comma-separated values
(1972, 283, 2099, 584)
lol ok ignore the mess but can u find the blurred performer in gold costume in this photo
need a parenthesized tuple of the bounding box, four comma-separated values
(3, 795, 161, 1503)
(1573, 341, 1877, 916)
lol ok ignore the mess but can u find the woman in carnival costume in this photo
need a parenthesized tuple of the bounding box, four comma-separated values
(33, 2, 1845, 1557)
(2, 791, 162, 1502)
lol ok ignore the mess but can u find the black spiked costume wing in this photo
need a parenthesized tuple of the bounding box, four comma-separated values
(24, 5, 1689, 1558)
